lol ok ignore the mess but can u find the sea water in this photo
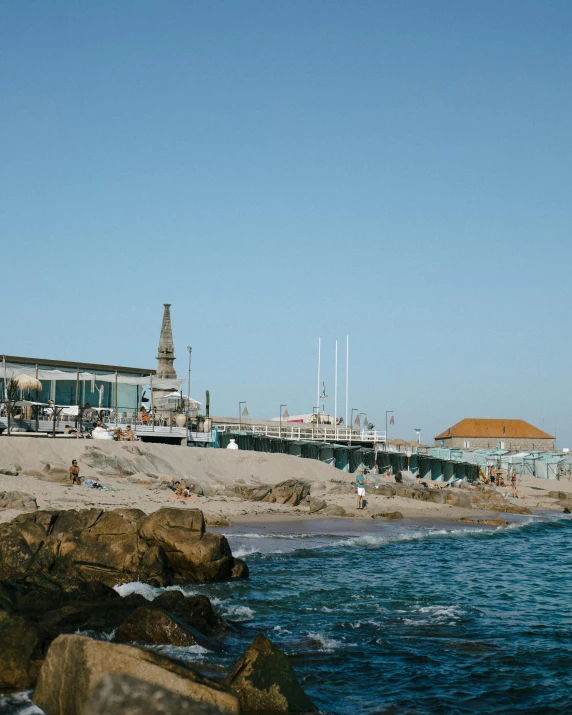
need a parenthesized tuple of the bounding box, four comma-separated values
(3, 514, 572, 715)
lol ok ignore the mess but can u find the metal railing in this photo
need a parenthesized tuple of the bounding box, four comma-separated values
(215, 422, 386, 444)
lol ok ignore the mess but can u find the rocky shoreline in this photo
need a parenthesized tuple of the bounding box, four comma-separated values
(0, 507, 317, 714)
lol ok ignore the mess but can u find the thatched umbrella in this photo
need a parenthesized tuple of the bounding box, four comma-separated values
(14, 374, 42, 392)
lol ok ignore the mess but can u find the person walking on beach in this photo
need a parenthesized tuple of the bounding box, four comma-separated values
(356, 467, 366, 510)
(69, 459, 81, 485)
(511, 468, 518, 497)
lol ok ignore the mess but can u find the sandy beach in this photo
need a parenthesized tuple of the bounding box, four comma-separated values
(0, 437, 568, 525)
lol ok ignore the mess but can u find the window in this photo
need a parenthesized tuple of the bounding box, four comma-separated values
(500, 441, 505, 449)
(463, 440, 470, 448)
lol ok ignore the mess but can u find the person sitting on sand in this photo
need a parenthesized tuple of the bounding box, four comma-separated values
(124, 425, 136, 441)
(174, 481, 184, 496)
(356, 467, 366, 510)
(69, 459, 81, 485)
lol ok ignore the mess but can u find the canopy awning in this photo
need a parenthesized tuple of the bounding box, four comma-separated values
(1, 359, 185, 390)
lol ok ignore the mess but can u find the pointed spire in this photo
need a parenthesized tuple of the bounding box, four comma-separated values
(156, 303, 177, 378)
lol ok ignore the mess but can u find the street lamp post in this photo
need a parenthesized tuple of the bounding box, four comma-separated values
(239, 402, 246, 431)
(350, 408, 358, 446)
(312, 406, 319, 439)
(280, 404, 287, 439)
(386, 410, 393, 444)
(187, 346, 192, 418)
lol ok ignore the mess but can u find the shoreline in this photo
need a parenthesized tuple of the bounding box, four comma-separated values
(0, 438, 568, 528)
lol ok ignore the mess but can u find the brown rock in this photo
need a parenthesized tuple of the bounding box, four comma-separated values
(322, 504, 346, 516)
(33, 634, 240, 715)
(231, 558, 249, 579)
(0, 611, 47, 689)
(225, 634, 317, 713)
(232, 485, 272, 501)
(443, 490, 472, 509)
(151, 591, 226, 634)
(271, 480, 311, 506)
(490, 504, 532, 515)
(420, 489, 445, 504)
(0, 491, 38, 510)
(308, 497, 327, 513)
(0, 508, 240, 587)
(82, 674, 228, 715)
(459, 517, 509, 527)
(115, 606, 201, 646)
(371, 512, 404, 520)
(375, 484, 396, 497)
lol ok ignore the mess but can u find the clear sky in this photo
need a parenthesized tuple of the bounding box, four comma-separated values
(1, 1, 571, 445)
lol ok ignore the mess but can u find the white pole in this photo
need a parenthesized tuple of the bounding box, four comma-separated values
(316, 337, 321, 411)
(334, 340, 338, 433)
(345, 335, 349, 430)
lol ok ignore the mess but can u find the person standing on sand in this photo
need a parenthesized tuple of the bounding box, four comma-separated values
(69, 459, 81, 485)
(511, 468, 518, 497)
(356, 467, 366, 510)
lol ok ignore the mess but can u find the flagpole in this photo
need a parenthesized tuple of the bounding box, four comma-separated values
(345, 335, 349, 430)
(334, 340, 338, 431)
(316, 337, 321, 413)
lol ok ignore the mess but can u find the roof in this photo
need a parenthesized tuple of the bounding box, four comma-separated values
(2, 354, 155, 376)
(435, 418, 554, 441)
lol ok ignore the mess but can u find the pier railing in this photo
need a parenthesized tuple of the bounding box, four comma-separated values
(215, 423, 386, 444)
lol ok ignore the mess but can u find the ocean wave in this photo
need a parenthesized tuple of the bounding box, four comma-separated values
(233, 546, 284, 558)
(0, 690, 43, 715)
(307, 631, 343, 651)
(113, 582, 200, 601)
(401, 605, 466, 626)
(153, 644, 210, 659)
(223, 604, 255, 621)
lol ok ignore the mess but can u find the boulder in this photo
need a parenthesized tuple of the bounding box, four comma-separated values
(231, 559, 249, 579)
(0, 508, 240, 587)
(82, 674, 228, 715)
(308, 497, 327, 513)
(322, 505, 346, 517)
(420, 489, 445, 504)
(459, 517, 509, 527)
(371, 512, 403, 520)
(490, 504, 531, 515)
(0, 611, 47, 689)
(33, 634, 240, 715)
(0, 468, 19, 476)
(232, 485, 272, 502)
(0, 491, 38, 510)
(115, 606, 207, 648)
(139, 509, 234, 583)
(375, 484, 396, 497)
(271, 480, 311, 506)
(225, 634, 317, 713)
(151, 591, 226, 635)
(443, 491, 472, 509)
(548, 491, 569, 500)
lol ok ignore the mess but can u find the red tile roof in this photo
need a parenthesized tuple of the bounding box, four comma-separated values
(435, 418, 554, 441)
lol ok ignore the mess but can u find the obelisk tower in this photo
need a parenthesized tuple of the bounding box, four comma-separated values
(156, 303, 177, 379)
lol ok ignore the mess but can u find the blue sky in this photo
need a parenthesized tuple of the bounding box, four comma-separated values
(1, 1, 571, 444)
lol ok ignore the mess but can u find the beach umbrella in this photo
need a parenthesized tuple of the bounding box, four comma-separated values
(14, 374, 42, 392)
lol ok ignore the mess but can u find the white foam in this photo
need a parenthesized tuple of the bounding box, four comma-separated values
(113, 581, 163, 600)
(0, 691, 43, 714)
(307, 631, 343, 651)
(223, 604, 255, 621)
(402, 604, 466, 626)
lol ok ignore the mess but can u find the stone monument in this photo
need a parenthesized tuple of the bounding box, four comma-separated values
(152, 303, 178, 412)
